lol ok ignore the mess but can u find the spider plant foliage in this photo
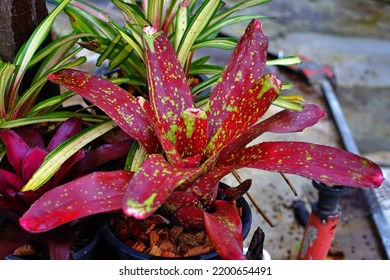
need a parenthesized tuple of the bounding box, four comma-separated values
(0, 0, 92, 127)
(20, 20, 383, 260)
(52, 0, 300, 108)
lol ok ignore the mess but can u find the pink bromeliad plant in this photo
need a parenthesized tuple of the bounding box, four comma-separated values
(20, 20, 384, 259)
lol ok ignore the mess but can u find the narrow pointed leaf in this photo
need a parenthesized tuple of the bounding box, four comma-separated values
(0, 62, 15, 117)
(207, 19, 268, 137)
(8, 0, 73, 108)
(123, 154, 201, 219)
(142, 26, 194, 142)
(206, 73, 282, 157)
(217, 104, 324, 160)
(211, 0, 270, 25)
(47, 69, 160, 154)
(177, 0, 222, 66)
(218, 141, 385, 188)
(204, 200, 245, 260)
(199, 14, 267, 41)
(223, 179, 252, 202)
(0, 130, 30, 178)
(19, 170, 133, 233)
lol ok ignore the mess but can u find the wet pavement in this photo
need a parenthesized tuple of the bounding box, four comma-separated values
(47, 0, 390, 259)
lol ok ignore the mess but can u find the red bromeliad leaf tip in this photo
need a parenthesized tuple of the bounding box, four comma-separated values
(19, 170, 133, 233)
(204, 200, 245, 260)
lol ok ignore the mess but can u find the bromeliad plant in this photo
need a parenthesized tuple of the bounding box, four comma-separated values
(0, 0, 135, 259)
(20, 20, 384, 260)
(51, 0, 299, 104)
(0, 118, 132, 259)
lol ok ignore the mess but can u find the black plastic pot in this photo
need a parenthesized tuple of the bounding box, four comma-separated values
(2, 218, 101, 260)
(100, 196, 252, 260)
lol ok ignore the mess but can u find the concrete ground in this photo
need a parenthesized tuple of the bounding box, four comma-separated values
(47, 0, 390, 259)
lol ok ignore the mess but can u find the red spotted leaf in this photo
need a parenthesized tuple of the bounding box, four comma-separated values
(138, 97, 184, 166)
(172, 206, 205, 229)
(204, 200, 245, 260)
(163, 191, 202, 214)
(19, 170, 133, 233)
(187, 166, 232, 205)
(47, 69, 161, 154)
(207, 19, 268, 137)
(218, 104, 325, 161)
(175, 108, 208, 162)
(142, 26, 194, 142)
(122, 154, 202, 219)
(206, 73, 281, 158)
(218, 141, 384, 188)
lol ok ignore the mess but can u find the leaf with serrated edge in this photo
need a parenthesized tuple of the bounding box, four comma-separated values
(204, 200, 244, 260)
(19, 170, 133, 233)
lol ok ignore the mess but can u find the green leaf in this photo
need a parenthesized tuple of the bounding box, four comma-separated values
(10, 56, 87, 119)
(8, 0, 73, 111)
(0, 63, 15, 117)
(173, 2, 189, 51)
(113, 23, 144, 61)
(28, 33, 94, 70)
(192, 38, 237, 51)
(199, 14, 267, 41)
(266, 56, 302, 66)
(21, 120, 117, 192)
(0, 112, 108, 129)
(211, 0, 270, 24)
(177, 0, 221, 66)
